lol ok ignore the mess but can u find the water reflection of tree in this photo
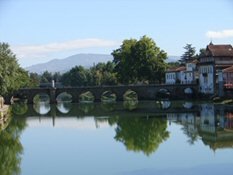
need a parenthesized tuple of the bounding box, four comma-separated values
(109, 116, 169, 156)
(101, 102, 116, 112)
(0, 113, 27, 175)
(181, 125, 199, 145)
(12, 102, 28, 115)
(79, 103, 94, 114)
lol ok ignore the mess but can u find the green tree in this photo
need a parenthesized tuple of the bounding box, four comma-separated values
(112, 36, 167, 84)
(40, 71, 53, 83)
(167, 61, 180, 68)
(29, 72, 40, 87)
(61, 66, 89, 86)
(90, 61, 117, 85)
(180, 44, 196, 64)
(0, 43, 30, 95)
(198, 48, 206, 58)
(53, 72, 62, 82)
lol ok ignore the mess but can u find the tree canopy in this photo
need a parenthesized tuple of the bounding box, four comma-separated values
(112, 36, 167, 84)
(179, 44, 196, 64)
(0, 43, 30, 96)
(61, 62, 117, 87)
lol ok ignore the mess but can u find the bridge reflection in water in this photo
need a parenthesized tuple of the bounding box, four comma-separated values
(11, 101, 233, 152)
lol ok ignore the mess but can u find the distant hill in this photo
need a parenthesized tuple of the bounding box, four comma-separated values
(166, 56, 180, 63)
(25, 54, 180, 74)
(25, 54, 113, 74)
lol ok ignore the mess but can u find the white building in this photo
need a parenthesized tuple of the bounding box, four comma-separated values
(165, 66, 185, 84)
(165, 60, 198, 85)
(199, 43, 233, 94)
(180, 60, 198, 84)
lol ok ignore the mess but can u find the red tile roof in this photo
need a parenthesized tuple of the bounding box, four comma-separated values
(223, 66, 233, 73)
(186, 59, 199, 64)
(166, 66, 186, 72)
(206, 44, 233, 57)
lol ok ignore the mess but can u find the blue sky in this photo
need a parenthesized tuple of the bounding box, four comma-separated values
(0, 0, 233, 67)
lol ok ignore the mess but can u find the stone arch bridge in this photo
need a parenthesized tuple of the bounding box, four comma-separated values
(15, 84, 198, 104)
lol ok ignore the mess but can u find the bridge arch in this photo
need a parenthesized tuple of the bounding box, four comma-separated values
(12, 102, 28, 115)
(56, 102, 72, 114)
(156, 88, 171, 99)
(33, 102, 51, 115)
(157, 100, 171, 110)
(101, 90, 117, 102)
(79, 91, 95, 103)
(123, 89, 138, 101)
(33, 93, 50, 104)
(56, 92, 72, 103)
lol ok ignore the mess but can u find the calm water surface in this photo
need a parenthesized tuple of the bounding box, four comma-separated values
(1, 101, 233, 175)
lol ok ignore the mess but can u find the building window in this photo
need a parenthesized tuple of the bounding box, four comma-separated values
(204, 76, 208, 83)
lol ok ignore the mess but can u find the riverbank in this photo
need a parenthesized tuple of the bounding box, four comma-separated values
(0, 105, 9, 117)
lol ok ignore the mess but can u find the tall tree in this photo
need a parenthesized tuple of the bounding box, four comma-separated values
(90, 61, 117, 85)
(61, 66, 89, 86)
(40, 71, 53, 83)
(0, 43, 30, 95)
(29, 73, 40, 87)
(112, 36, 167, 84)
(198, 48, 206, 58)
(180, 44, 196, 64)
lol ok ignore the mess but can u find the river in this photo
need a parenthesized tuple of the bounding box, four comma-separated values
(1, 101, 233, 175)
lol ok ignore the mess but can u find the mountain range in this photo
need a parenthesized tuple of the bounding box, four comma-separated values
(25, 53, 180, 74)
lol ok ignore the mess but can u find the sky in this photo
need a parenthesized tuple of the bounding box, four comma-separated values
(0, 0, 233, 67)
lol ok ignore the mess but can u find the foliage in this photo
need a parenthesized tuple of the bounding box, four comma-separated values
(101, 102, 116, 112)
(60, 62, 117, 87)
(29, 73, 40, 87)
(101, 91, 116, 102)
(197, 48, 206, 58)
(90, 62, 117, 86)
(123, 100, 138, 111)
(79, 103, 94, 114)
(123, 89, 138, 101)
(167, 61, 180, 68)
(62, 66, 90, 86)
(12, 102, 28, 115)
(40, 71, 53, 83)
(179, 44, 196, 64)
(108, 116, 169, 156)
(0, 43, 30, 95)
(112, 36, 167, 84)
(79, 91, 94, 102)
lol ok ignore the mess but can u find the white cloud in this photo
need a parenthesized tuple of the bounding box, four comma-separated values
(12, 38, 120, 58)
(206, 29, 233, 39)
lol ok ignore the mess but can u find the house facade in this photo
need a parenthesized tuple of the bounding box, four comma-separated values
(165, 66, 185, 84)
(199, 43, 233, 94)
(165, 43, 233, 95)
(180, 60, 198, 84)
(223, 66, 233, 88)
(165, 61, 197, 85)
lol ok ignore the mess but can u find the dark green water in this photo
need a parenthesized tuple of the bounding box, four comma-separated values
(1, 101, 233, 175)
